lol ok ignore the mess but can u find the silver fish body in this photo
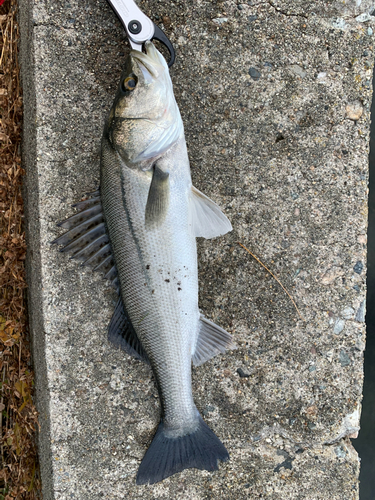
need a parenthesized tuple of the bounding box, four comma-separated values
(55, 42, 234, 484)
(101, 135, 200, 433)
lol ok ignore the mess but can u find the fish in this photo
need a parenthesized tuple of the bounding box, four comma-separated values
(53, 41, 234, 485)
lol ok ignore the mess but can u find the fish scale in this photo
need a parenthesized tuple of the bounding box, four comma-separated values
(53, 42, 234, 484)
(102, 133, 199, 429)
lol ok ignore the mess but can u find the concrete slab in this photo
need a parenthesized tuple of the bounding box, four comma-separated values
(19, 0, 372, 498)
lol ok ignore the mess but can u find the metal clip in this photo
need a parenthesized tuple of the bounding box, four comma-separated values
(107, 0, 176, 67)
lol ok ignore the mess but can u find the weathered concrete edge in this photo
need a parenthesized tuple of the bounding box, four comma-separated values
(19, 1, 54, 498)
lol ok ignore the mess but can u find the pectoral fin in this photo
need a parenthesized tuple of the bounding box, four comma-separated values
(189, 186, 232, 239)
(145, 165, 170, 228)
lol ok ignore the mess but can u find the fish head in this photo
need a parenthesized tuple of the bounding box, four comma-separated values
(106, 42, 183, 167)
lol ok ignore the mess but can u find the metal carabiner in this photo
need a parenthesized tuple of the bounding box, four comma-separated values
(107, 0, 175, 67)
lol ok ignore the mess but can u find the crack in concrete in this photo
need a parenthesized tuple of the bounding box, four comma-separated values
(268, 1, 308, 19)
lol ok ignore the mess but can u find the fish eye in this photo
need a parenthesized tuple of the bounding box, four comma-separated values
(122, 74, 138, 92)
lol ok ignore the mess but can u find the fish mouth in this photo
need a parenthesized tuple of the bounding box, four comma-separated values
(130, 41, 166, 80)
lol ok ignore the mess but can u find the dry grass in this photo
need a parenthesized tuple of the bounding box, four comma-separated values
(0, 1, 41, 498)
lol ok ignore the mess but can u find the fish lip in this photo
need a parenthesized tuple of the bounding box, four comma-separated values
(130, 42, 164, 79)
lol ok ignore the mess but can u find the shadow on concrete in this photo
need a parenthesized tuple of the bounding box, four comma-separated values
(353, 69, 375, 500)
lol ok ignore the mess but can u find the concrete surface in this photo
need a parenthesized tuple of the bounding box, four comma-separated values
(19, 0, 372, 498)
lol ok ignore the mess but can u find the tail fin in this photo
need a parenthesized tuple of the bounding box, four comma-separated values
(136, 416, 229, 485)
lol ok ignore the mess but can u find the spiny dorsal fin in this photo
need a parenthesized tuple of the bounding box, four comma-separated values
(145, 165, 170, 228)
(52, 189, 118, 290)
(108, 297, 149, 364)
(192, 315, 236, 366)
(189, 186, 232, 239)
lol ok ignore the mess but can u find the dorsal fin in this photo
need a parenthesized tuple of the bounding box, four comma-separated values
(53, 190, 147, 360)
(108, 297, 149, 363)
(52, 189, 118, 291)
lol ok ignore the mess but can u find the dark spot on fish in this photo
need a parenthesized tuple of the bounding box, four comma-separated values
(178, 288, 182, 291)
(165, 279, 170, 283)
(152, 290, 155, 294)
(177, 282, 181, 286)
(146, 264, 150, 270)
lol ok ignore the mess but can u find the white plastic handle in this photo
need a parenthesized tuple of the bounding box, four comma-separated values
(107, 0, 155, 50)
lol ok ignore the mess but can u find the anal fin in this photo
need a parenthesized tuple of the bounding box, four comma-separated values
(192, 315, 236, 366)
(108, 297, 149, 364)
